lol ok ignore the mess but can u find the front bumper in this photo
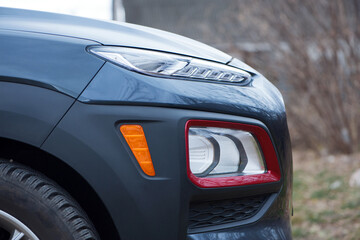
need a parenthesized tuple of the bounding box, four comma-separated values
(43, 103, 292, 240)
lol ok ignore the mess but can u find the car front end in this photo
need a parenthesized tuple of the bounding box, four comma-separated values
(0, 7, 292, 240)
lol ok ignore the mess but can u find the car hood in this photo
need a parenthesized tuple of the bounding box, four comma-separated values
(0, 7, 232, 63)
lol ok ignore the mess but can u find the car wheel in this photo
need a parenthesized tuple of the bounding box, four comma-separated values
(0, 160, 99, 240)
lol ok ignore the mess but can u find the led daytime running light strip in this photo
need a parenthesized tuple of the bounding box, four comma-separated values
(89, 46, 251, 84)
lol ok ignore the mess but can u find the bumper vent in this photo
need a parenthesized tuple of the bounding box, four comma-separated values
(188, 195, 268, 229)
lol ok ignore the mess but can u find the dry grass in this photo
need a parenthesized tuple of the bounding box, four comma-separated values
(292, 151, 360, 239)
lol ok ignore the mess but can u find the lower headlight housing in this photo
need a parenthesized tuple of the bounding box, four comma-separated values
(186, 120, 281, 188)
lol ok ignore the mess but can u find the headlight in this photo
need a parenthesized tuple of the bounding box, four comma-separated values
(189, 127, 265, 177)
(186, 120, 281, 188)
(89, 46, 251, 84)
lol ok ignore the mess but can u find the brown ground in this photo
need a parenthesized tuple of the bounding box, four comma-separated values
(292, 151, 360, 240)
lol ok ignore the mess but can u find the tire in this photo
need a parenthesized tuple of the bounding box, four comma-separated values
(0, 160, 99, 240)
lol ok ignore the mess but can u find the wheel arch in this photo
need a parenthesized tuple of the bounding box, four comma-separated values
(0, 136, 121, 240)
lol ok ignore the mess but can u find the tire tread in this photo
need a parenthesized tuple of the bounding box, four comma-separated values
(0, 160, 99, 240)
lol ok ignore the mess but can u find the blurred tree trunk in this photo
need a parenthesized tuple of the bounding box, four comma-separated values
(112, 0, 125, 21)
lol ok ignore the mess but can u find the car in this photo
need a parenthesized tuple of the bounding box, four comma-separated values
(0, 7, 293, 240)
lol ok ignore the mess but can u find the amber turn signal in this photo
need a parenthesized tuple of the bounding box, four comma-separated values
(120, 125, 155, 176)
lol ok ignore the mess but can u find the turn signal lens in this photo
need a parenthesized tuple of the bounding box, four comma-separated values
(120, 125, 155, 176)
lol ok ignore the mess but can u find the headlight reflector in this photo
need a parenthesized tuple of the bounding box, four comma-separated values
(189, 127, 265, 177)
(89, 46, 251, 83)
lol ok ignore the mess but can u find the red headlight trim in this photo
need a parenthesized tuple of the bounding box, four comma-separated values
(185, 120, 281, 188)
